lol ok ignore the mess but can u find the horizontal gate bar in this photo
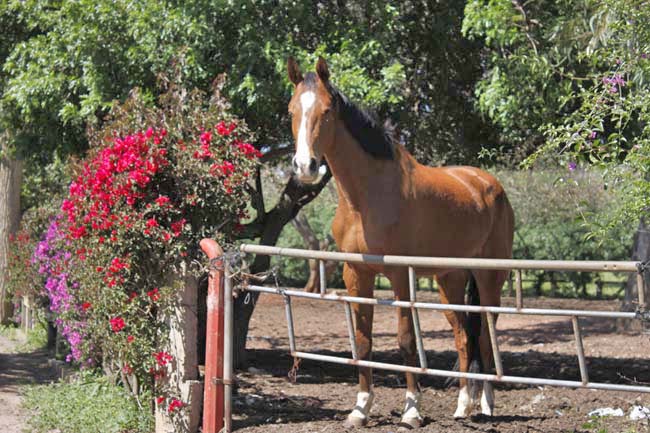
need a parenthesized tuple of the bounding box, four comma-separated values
(240, 244, 641, 273)
(246, 285, 640, 320)
(292, 351, 650, 394)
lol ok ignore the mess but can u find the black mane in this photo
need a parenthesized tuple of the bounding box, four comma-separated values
(303, 72, 395, 160)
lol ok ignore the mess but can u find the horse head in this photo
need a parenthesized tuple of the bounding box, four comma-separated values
(287, 57, 334, 184)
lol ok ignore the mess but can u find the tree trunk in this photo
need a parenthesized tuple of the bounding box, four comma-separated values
(232, 172, 332, 369)
(290, 213, 335, 293)
(619, 218, 650, 330)
(0, 157, 22, 325)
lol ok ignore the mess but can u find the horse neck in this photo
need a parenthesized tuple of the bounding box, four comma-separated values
(325, 120, 403, 213)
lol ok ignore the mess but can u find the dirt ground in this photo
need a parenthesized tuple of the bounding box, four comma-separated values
(233, 291, 650, 433)
(0, 330, 56, 433)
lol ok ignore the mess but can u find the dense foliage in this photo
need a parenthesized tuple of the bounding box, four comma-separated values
(1, 0, 496, 170)
(463, 0, 650, 234)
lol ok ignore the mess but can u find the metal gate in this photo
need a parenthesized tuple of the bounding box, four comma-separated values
(203, 241, 650, 432)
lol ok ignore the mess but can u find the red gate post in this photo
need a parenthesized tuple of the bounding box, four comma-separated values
(200, 239, 225, 433)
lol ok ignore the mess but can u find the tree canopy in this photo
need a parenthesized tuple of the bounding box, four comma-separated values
(1, 0, 495, 168)
(463, 0, 650, 234)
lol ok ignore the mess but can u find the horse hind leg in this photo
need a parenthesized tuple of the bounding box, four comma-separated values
(387, 269, 423, 428)
(342, 264, 376, 428)
(471, 268, 508, 417)
(437, 271, 479, 419)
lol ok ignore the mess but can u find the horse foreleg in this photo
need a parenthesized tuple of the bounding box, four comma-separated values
(388, 270, 423, 428)
(343, 264, 375, 428)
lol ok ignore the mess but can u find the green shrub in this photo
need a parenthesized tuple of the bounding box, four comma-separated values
(498, 168, 634, 296)
(23, 374, 153, 433)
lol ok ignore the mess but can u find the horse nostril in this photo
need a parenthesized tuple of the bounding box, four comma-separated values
(309, 158, 318, 173)
(292, 157, 299, 172)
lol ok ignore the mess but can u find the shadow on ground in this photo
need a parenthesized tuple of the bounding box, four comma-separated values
(0, 345, 56, 392)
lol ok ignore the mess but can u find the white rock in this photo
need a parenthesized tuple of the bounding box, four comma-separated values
(629, 405, 650, 420)
(588, 407, 624, 417)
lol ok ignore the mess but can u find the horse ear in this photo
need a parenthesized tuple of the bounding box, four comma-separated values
(287, 57, 303, 86)
(316, 57, 330, 83)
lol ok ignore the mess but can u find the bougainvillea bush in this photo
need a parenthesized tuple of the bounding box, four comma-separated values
(46, 79, 259, 411)
(6, 201, 64, 324)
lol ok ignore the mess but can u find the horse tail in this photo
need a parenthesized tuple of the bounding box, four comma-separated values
(466, 272, 483, 400)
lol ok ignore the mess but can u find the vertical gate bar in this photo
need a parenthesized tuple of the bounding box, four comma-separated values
(572, 316, 589, 385)
(343, 301, 358, 359)
(284, 294, 297, 353)
(409, 267, 428, 369)
(319, 260, 327, 295)
(515, 269, 523, 309)
(486, 312, 503, 377)
(223, 263, 234, 433)
(637, 271, 646, 308)
(200, 239, 225, 433)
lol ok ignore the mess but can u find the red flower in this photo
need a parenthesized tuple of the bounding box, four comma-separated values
(216, 121, 237, 136)
(155, 195, 171, 206)
(168, 398, 184, 413)
(127, 292, 138, 302)
(156, 396, 165, 405)
(200, 131, 212, 146)
(147, 288, 160, 302)
(170, 219, 186, 237)
(81, 302, 92, 311)
(110, 316, 125, 333)
(127, 335, 135, 343)
(153, 351, 173, 366)
(123, 364, 133, 374)
(146, 218, 159, 228)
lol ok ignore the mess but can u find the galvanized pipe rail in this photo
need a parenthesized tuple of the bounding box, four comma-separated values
(216, 244, 649, 431)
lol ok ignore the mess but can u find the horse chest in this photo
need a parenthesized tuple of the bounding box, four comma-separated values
(331, 204, 398, 255)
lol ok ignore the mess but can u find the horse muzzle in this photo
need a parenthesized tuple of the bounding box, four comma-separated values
(292, 156, 323, 184)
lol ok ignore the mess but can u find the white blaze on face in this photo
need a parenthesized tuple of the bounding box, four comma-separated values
(295, 90, 316, 173)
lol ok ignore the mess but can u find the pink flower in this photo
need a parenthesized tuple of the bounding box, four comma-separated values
(127, 335, 135, 343)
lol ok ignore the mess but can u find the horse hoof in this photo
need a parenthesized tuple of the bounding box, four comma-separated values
(481, 407, 494, 417)
(398, 416, 423, 429)
(453, 408, 471, 419)
(343, 415, 368, 429)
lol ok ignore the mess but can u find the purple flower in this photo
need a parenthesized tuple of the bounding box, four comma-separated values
(568, 162, 577, 171)
(589, 131, 597, 140)
(32, 218, 85, 362)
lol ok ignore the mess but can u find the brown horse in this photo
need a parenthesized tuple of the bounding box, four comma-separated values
(287, 57, 514, 428)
